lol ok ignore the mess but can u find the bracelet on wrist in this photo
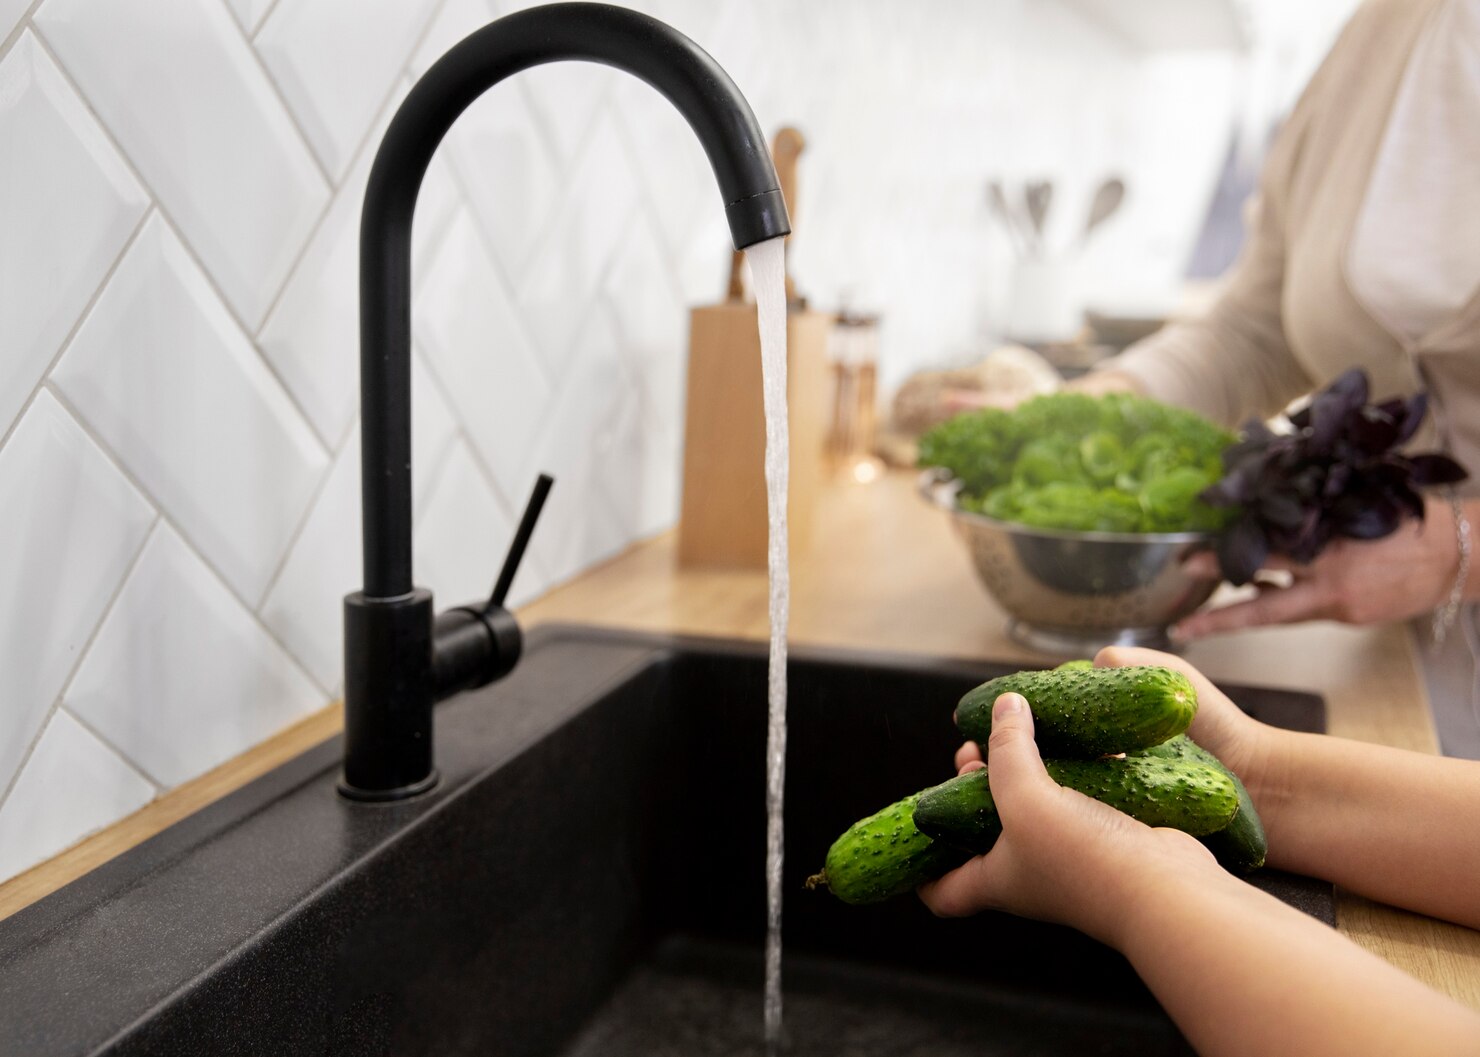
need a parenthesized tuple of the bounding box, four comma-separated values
(1431, 489, 1471, 648)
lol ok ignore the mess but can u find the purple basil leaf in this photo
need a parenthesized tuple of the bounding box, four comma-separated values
(1395, 392, 1428, 445)
(1217, 515, 1268, 586)
(1348, 406, 1399, 454)
(1210, 369, 1468, 573)
(1259, 489, 1306, 528)
(1309, 369, 1369, 448)
(1323, 462, 1352, 497)
(1393, 483, 1425, 521)
(1408, 453, 1469, 486)
(1331, 493, 1402, 540)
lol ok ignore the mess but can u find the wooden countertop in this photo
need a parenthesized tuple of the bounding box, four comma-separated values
(5, 468, 1478, 1011)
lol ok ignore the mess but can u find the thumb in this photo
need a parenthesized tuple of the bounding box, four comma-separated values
(983, 693, 1051, 806)
(917, 693, 1048, 918)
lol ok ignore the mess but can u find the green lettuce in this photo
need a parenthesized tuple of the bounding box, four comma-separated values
(919, 392, 1235, 534)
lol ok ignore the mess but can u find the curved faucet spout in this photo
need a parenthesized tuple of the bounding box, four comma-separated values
(344, 3, 789, 799)
(361, 2, 789, 600)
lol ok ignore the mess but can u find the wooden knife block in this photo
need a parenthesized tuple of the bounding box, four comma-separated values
(678, 303, 832, 569)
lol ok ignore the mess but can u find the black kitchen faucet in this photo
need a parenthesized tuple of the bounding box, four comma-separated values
(342, 3, 790, 800)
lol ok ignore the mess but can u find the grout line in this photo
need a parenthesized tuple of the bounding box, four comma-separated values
(401, 0, 458, 81)
(23, 31, 334, 455)
(41, 384, 332, 700)
(168, 516, 336, 701)
(436, 158, 566, 392)
(411, 342, 512, 513)
(0, 514, 162, 813)
(57, 704, 165, 796)
(250, 15, 438, 345)
(0, 204, 153, 456)
(229, 0, 337, 191)
(407, 166, 470, 296)
(414, 426, 464, 527)
(247, 0, 285, 39)
(247, 0, 459, 449)
(135, 207, 334, 463)
(606, 106, 699, 307)
(0, 1, 45, 57)
(252, 421, 349, 615)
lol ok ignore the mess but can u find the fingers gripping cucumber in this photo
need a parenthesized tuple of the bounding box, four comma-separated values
(805, 788, 971, 906)
(955, 666, 1196, 758)
(912, 756, 1240, 855)
(1135, 735, 1267, 872)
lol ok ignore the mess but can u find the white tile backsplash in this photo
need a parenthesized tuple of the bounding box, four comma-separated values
(256, 0, 438, 180)
(0, 33, 148, 439)
(442, 82, 562, 279)
(0, 0, 1226, 885)
(416, 212, 551, 501)
(52, 216, 329, 606)
(0, 710, 155, 880)
(35, 0, 329, 329)
(516, 114, 642, 371)
(528, 304, 641, 586)
(259, 427, 361, 692)
(259, 356, 457, 692)
(0, 0, 28, 43)
(0, 391, 154, 797)
(225, 0, 275, 35)
(413, 438, 517, 609)
(65, 525, 324, 787)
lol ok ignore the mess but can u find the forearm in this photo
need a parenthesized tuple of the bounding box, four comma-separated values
(1255, 729, 1480, 929)
(1120, 869, 1480, 1057)
(1065, 369, 1144, 397)
(1096, 304, 1312, 430)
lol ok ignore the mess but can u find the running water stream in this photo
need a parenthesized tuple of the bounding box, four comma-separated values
(745, 237, 790, 1055)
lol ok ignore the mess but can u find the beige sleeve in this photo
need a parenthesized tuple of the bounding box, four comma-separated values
(1096, 42, 1337, 428)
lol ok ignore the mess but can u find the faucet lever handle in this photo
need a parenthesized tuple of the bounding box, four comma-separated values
(489, 473, 554, 608)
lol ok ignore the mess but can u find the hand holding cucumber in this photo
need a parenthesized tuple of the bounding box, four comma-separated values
(809, 650, 1480, 1053)
(916, 693, 1224, 948)
(809, 649, 1271, 907)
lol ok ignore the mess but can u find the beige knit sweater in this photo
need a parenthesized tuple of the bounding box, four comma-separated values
(1108, 0, 1480, 488)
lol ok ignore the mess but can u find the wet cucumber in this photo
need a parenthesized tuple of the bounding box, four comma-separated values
(912, 755, 1240, 854)
(956, 665, 1196, 758)
(1136, 735, 1267, 872)
(805, 788, 970, 905)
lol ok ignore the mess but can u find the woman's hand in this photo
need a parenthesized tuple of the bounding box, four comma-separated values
(918, 691, 1222, 947)
(1172, 497, 1461, 640)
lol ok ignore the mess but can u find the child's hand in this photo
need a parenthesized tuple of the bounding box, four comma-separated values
(920, 692, 1220, 947)
(1093, 646, 1284, 813)
(953, 647, 1285, 823)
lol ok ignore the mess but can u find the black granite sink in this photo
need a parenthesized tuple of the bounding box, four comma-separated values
(0, 626, 1326, 1056)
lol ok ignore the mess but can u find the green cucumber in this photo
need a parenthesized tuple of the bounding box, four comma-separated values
(956, 665, 1196, 758)
(1136, 735, 1267, 872)
(912, 756, 1240, 854)
(806, 788, 970, 905)
(1054, 659, 1094, 671)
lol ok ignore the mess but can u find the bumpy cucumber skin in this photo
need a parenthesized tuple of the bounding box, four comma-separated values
(813, 788, 970, 905)
(956, 666, 1197, 759)
(912, 756, 1239, 855)
(1137, 735, 1267, 872)
(1054, 659, 1094, 671)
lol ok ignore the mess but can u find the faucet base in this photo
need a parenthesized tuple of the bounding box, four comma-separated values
(342, 588, 436, 798)
(337, 769, 440, 803)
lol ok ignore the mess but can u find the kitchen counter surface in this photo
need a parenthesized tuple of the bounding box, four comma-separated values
(3, 468, 1477, 1011)
(520, 467, 1480, 1011)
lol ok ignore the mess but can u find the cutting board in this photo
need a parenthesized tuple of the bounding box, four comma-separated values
(678, 304, 833, 568)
